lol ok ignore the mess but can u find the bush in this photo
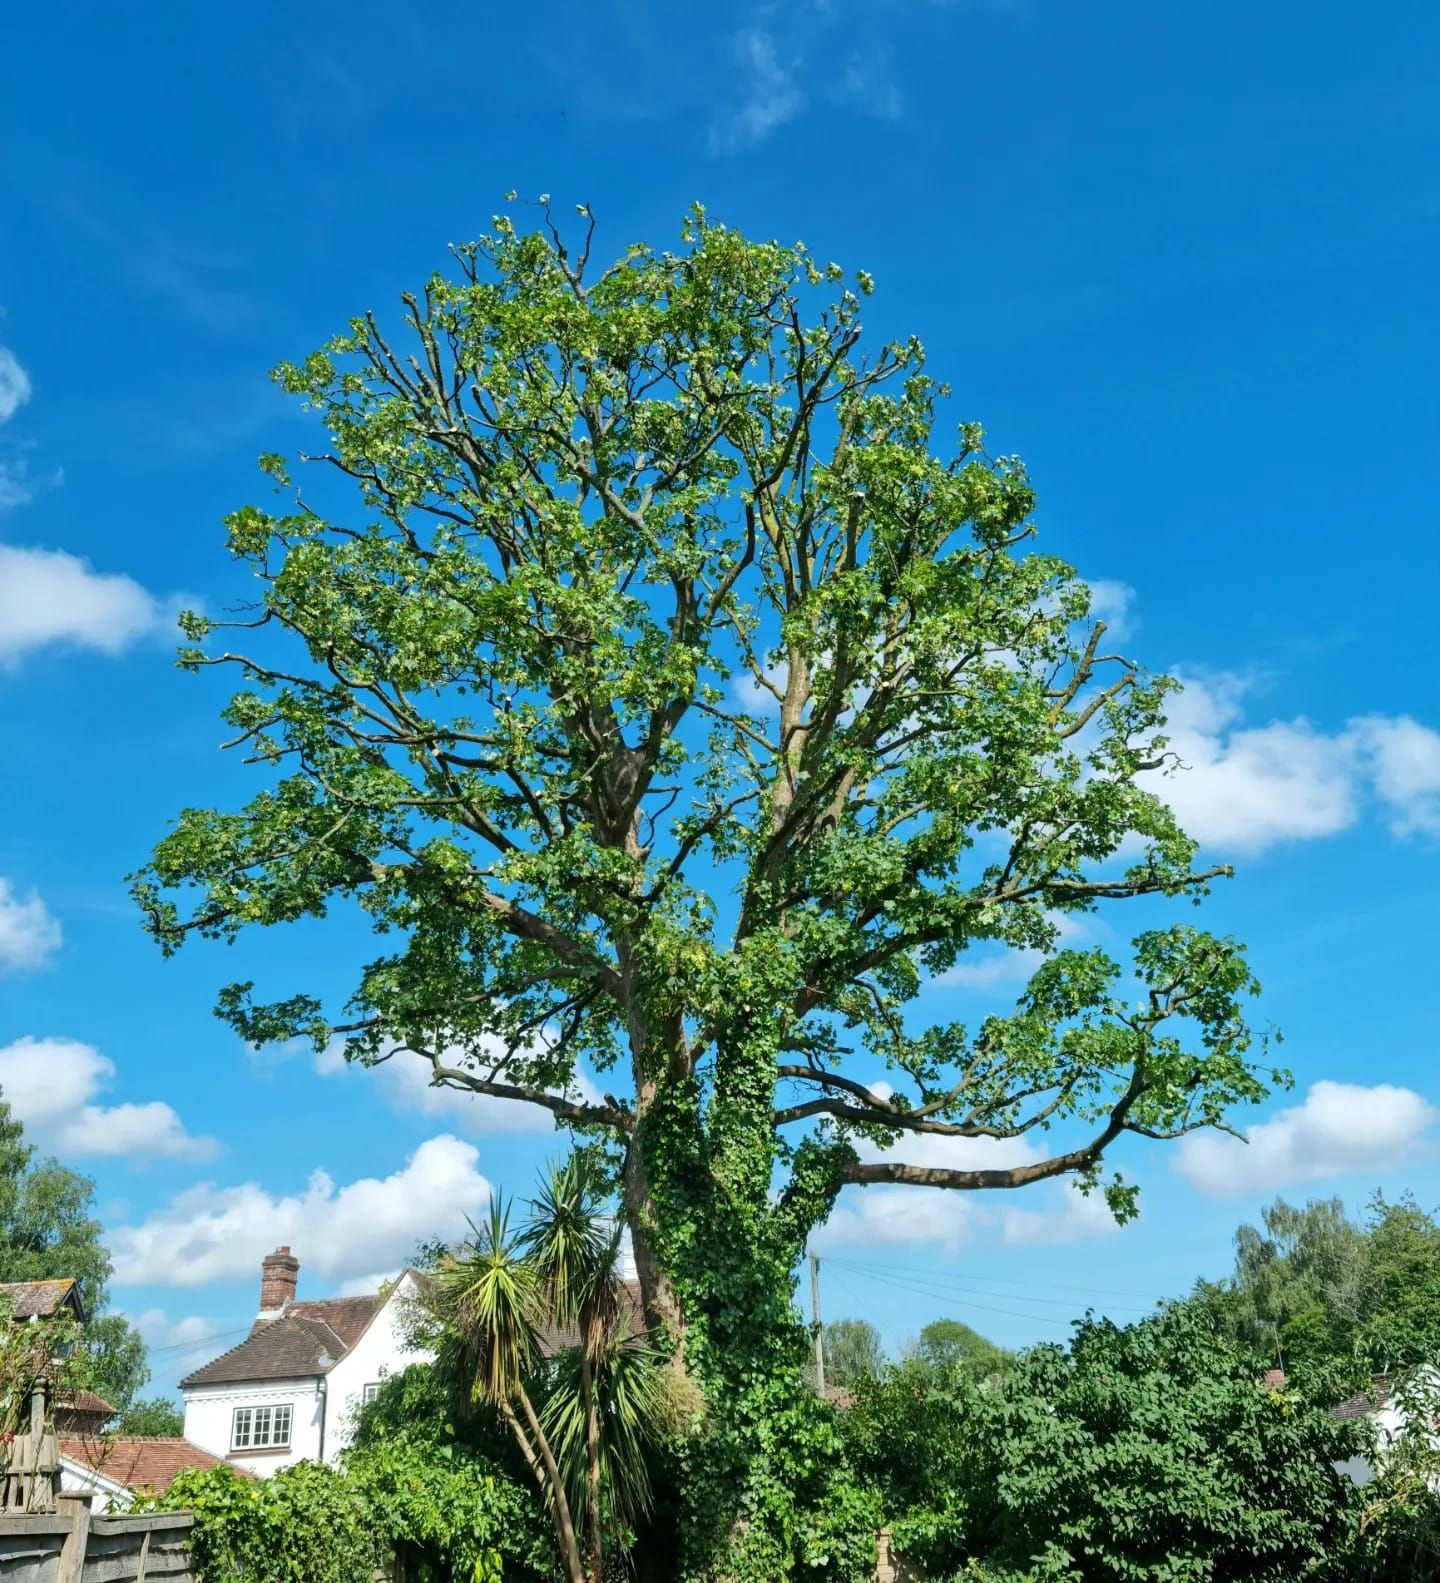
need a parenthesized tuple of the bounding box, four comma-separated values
(345, 1365, 555, 1583)
(842, 1305, 1365, 1582)
(151, 1462, 379, 1583)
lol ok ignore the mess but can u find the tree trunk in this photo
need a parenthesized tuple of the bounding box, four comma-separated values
(579, 1319, 605, 1582)
(501, 1391, 587, 1583)
(623, 1117, 686, 1346)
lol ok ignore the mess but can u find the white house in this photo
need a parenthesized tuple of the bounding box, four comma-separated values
(1329, 1367, 1440, 1488)
(180, 1248, 432, 1475)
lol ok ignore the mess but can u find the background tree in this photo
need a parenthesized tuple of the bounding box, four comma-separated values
(821, 1319, 884, 1386)
(0, 1096, 151, 1416)
(1189, 1193, 1440, 1391)
(116, 1397, 186, 1436)
(909, 1316, 1011, 1382)
(136, 203, 1279, 1578)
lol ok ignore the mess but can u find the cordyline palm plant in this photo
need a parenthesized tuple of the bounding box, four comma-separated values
(431, 1157, 671, 1583)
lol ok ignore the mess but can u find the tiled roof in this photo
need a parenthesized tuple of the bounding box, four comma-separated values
(0, 1278, 83, 1319)
(180, 1313, 347, 1388)
(287, 1295, 385, 1350)
(60, 1437, 233, 1494)
(55, 1388, 117, 1420)
(537, 1280, 645, 1358)
(1331, 1374, 1397, 1421)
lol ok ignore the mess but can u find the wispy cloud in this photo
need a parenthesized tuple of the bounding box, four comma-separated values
(838, 51, 904, 120)
(0, 344, 37, 510)
(0, 348, 31, 424)
(710, 27, 805, 153)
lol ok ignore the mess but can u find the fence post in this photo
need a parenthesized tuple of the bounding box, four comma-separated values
(56, 1493, 92, 1583)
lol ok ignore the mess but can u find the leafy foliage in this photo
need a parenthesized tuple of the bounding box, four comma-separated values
(115, 1396, 186, 1436)
(822, 1319, 884, 1385)
(843, 1304, 1362, 1582)
(0, 1096, 150, 1414)
(145, 1462, 380, 1583)
(135, 201, 1284, 1578)
(346, 1364, 554, 1583)
(910, 1317, 1012, 1382)
(0, 1301, 80, 1441)
(1192, 1194, 1440, 1393)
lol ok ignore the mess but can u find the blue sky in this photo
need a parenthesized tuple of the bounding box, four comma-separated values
(2, 0, 1438, 1396)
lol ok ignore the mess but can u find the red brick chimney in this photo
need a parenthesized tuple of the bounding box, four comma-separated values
(258, 1246, 299, 1319)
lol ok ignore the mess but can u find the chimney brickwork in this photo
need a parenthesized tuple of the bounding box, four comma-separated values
(259, 1246, 299, 1316)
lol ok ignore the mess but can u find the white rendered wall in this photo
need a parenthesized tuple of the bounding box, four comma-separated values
(323, 1273, 432, 1460)
(182, 1377, 322, 1475)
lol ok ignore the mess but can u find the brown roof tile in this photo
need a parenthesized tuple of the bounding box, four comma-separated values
(60, 1437, 233, 1494)
(0, 1279, 84, 1320)
(1332, 1374, 1398, 1421)
(180, 1313, 347, 1388)
(54, 1389, 117, 1429)
(288, 1295, 385, 1350)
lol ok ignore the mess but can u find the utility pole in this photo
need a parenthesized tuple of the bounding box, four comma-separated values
(809, 1251, 826, 1396)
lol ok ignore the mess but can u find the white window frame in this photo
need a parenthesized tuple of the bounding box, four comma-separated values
(361, 1382, 381, 1405)
(231, 1402, 293, 1452)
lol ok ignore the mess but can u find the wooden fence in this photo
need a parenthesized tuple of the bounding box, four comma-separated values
(0, 1500, 195, 1583)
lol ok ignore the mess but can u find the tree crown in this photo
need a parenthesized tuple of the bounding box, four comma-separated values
(136, 202, 1279, 1221)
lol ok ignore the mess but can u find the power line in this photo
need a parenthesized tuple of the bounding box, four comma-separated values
(834, 1261, 1074, 1329)
(826, 1254, 1155, 1306)
(145, 1323, 252, 1356)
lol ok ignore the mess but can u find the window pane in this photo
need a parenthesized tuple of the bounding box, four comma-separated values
(254, 1406, 272, 1446)
(232, 1409, 251, 1449)
(362, 1383, 379, 1404)
(274, 1405, 292, 1446)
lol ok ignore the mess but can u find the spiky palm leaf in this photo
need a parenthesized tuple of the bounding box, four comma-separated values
(540, 1337, 671, 1541)
(520, 1153, 613, 1326)
(431, 1197, 541, 1410)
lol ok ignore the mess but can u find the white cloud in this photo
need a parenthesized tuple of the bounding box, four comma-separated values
(1152, 675, 1359, 852)
(1175, 1080, 1437, 1197)
(1350, 715, 1440, 838)
(0, 544, 179, 664)
(1148, 674, 1440, 854)
(0, 879, 61, 973)
(999, 1183, 1121, 1246)
(710, 28, 804, 152)
(932, 912, 1091, 993)
(0, 348, 30, 424)
(935, 948, 1044, 991)
(1087, 578, 1137, 643)
(817, 1184, 981, 1251)
(0, 1036, 216, 1162)
(313, 1037, 607, 1136)
(109, 1134, 493, 1288)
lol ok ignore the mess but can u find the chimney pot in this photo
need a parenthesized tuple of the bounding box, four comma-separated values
(259, 1247, 300, 1318)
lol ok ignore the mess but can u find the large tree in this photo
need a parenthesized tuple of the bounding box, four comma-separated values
(0, 1096, 150, 1416)
(136, 204, 1277, 1574)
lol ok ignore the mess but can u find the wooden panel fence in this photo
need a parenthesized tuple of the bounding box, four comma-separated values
(0, 1501, 194, 1583)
